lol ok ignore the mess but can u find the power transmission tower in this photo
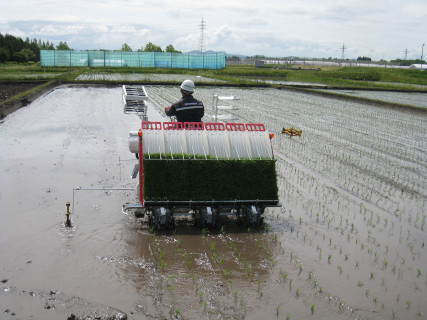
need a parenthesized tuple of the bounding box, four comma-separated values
(341, 43, 346, 60)
(404, 48, 408, 60)
(198, 18, 206, 53)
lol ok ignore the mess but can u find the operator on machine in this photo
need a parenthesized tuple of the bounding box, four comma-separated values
(164, 80, 204, 122)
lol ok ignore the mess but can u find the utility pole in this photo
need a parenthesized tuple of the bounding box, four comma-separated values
(422, 43, 425, 70)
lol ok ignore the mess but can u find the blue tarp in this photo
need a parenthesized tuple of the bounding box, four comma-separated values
(40, 50, 225, 69)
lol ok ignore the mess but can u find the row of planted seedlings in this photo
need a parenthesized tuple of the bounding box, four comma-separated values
(145, 85, 426, 318)
(275, 149, 426, 319)
(254, 91, 426, 318)
(207, 223, 330, 319)
(276, 155, 424, 318)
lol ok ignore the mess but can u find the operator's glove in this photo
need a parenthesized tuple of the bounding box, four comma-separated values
(164, 106, 171, 114)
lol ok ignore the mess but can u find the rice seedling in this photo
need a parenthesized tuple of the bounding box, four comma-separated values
(358, 281, 364, 287)
(201, 228, 208, 237)
(311, 304, 315, 314)
(276, 305, 280, 317)
(221, 225, 226, 237)
(160, 260, 166, 271)
(383, 259, 388, 268)
(221, 268, 228, 278)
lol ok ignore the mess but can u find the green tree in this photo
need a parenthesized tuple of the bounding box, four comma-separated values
(144, 42, 163, 52)
(56, 41, 71, 50)
(357, 56, 372, 61)
(121, 43, 132, 51)
(0, 47, 9, 62)
(165, 44, 181, 53)
(13, 48, 35, 62)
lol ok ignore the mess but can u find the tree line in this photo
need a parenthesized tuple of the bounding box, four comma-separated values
(0, 33, 182, 64)
(390, 58, 426, 66)
(0, 33, 73, 63)
(120, 42, 181, 53)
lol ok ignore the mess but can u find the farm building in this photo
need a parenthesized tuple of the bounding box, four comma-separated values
(409, 64, 426, 70)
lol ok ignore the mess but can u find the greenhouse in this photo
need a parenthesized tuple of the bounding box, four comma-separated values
(40, 50, 225, 69)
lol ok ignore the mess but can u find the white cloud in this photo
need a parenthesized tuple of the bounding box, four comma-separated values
(0, 0, 425, 60)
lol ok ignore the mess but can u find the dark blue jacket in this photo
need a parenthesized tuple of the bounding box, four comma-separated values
(166, 94, 204, 122)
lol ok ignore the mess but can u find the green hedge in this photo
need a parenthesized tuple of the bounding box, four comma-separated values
(143, 153, 278, 201)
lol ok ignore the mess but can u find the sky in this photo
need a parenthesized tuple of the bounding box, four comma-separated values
(1, 0, 426, 61)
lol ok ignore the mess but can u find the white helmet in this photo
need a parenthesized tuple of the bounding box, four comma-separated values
(180, 79, 195, 93)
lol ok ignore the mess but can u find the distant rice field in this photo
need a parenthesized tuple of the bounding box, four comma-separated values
(317, 89, 427, 108)
(75, 73, 223, 83)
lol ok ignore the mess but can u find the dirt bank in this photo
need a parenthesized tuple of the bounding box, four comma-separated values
(0, 82, 59, 119)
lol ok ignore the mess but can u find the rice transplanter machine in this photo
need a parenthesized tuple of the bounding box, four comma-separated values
(122, 85, 280, 228)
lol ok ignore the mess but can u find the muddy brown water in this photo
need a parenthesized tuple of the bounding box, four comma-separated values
(0, 85, 426, 319)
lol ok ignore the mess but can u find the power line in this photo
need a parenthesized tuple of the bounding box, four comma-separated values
(198, 18, 206, 53)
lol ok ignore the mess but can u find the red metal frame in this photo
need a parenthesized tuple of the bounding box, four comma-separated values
(205, 122, 225, 131)
(184, 122, 204, 130)
(141, 121, 161, 130)
(226, 123, 246, 131)
(245, 123, 265, 131)
(163, 122, 183, 130)
(138, 130, 144, 205)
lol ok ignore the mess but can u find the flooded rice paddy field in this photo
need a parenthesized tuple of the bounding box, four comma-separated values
(75, 73, 223, 83)
(0, 85, 426, 319)
(316, 89, 427, 109)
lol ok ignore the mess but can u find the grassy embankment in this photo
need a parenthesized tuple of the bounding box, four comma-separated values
(207, 65, 427, 90)
(0, 63, 426, 107)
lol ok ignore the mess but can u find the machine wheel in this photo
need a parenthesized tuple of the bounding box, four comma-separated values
(193, 207, 217, 228)
(242, 205, 264, 226)
(150, 207, 173, 229)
